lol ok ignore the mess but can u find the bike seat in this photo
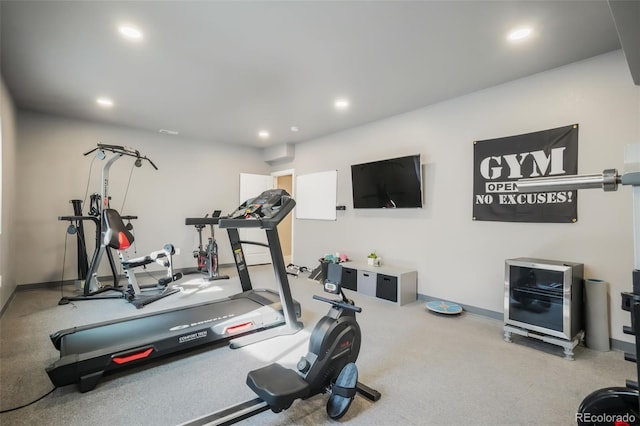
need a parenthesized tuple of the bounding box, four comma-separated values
(246, 363, 310, 412)
(103, 209, 135, 250)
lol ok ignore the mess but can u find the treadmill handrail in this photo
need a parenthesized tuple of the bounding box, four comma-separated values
(219, 196, 295, 230)
(185, 217, 222, 226)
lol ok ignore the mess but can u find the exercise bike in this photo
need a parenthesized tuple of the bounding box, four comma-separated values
(184, 210, 229, 281)
(181, 262, 381, 425)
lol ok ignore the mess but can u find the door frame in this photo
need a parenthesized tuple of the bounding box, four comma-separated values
(271, 168, 295, 265)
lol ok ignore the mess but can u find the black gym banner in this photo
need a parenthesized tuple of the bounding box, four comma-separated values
(472, 124, 578, 223)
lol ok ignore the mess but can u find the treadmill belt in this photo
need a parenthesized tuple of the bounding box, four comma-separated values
(47, 288, 300, 391)
(61, 297, 271, 355)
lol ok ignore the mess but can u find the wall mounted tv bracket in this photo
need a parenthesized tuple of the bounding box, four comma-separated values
(518, 143, 640, 413)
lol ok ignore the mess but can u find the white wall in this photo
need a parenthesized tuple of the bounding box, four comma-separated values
(14, 112, 270, 285)
(279, 50, 640, 343)
(1, 76, 18, 313)
(12, 51, 640, 344)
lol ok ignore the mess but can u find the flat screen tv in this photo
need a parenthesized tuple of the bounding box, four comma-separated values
(351, 154, 423, 209)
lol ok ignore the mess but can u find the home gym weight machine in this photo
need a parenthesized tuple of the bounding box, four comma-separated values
(184, 210, 229, 281)
(58, 143, 182, 308)
(517, 143, 640, 425)
(181, 263, 381, 425)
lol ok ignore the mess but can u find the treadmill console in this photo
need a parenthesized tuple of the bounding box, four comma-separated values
(228, 189, 290, 219)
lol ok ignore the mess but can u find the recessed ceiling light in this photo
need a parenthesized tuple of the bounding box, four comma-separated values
(258, 130, 270, 139)
(159, 129, 179, 135)
(118, 24, 144, 41)
(507, 27, 532, 42)
(290, 126, 299, 132)
(96, 97, 114, 108)
(334, 98, 350, 110)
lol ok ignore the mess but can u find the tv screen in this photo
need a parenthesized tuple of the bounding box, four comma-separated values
(351, 154, 423, 208)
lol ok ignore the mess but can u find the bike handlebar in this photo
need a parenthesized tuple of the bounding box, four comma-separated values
(84, 143, 158, 170)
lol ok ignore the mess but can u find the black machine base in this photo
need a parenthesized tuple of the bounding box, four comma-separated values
(47, 289, 301, 392)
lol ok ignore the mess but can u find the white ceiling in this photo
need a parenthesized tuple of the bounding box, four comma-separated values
(0, 1, 626, 148)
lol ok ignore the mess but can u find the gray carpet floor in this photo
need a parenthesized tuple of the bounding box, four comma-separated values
(0, 264, 635, 425)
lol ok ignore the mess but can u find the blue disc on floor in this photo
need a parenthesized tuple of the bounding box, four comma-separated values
(426, 300, 463, 315)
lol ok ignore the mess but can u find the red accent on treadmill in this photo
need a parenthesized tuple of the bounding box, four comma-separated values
(112, 348, 154, 364)
(118, 231, 131, 250)
(225, 322, 254, 334)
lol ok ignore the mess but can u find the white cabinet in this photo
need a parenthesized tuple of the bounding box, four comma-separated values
(344, 262, 417, 306)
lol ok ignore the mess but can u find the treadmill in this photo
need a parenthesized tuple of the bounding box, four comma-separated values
(46, 189, 304, 392)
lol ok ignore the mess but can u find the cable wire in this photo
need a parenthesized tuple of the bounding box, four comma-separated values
(0, 387, 57, 413)
(60, 230, 68, 298)
(82, 154, 97, 210)
(120, 160, 136, 213)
